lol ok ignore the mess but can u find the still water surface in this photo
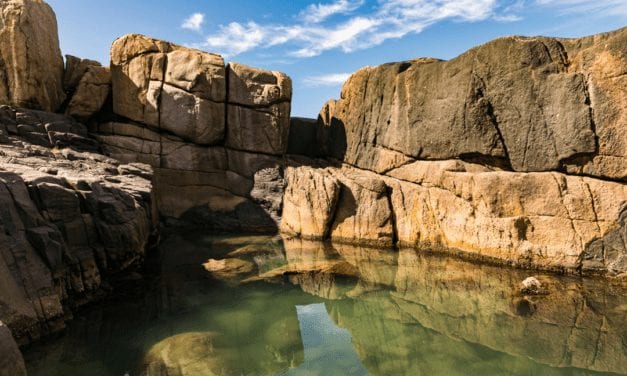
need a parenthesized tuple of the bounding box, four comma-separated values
(25, 233, 627, 375)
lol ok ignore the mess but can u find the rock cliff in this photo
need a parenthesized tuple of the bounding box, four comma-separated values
(0, 106, 155, 344)
(96, 34, 291, 232)
(0, 0, 65, 112)
(282, 27, 627, 275)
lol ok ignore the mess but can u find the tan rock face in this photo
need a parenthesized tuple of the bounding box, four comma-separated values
(110, 34, 226, 145)
(66, 66, 111, 120)
(280, 27, 627, 274)
(63, 55, 101, 93)
(0, 0, 65, 111)
(281, 160, 627, 274)
(280, 166, 341, 239)
(226, 63, 292, 155)
(317, 28, 626, 181)
(102, 35, 293, 229)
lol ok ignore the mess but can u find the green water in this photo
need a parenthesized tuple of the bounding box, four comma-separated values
(24, 233, 627, 376)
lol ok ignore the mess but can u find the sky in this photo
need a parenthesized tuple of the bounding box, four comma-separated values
(47, 0, 626, 117)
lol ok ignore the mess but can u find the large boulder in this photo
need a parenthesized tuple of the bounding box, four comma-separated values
(0, 0, 65, 111)
(226, 62, 292, 155)
(66, 65, 111, 120)
(110, 34, 226, 145)
(318, 28, 626, 181)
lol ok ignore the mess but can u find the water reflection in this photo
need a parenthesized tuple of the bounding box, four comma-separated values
(25, 233, 627, 376)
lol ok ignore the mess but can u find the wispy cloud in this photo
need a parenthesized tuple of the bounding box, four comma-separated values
(182, 13, 205, 32)
(302, 73, 352, 87)
(301, 0, 365, 23)
(535, 0, 627, 16)
(203, 0, 508, 57)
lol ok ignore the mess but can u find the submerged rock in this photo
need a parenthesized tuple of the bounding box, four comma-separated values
(521, 277, 543, 295)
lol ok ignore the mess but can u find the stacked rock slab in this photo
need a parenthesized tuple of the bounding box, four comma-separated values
(63, 55, 112, 121)
(281, 27, 627, 275)
(0, 106, 154, 344)
(97, 34, 291, 232)
(0, 0, 65, 112)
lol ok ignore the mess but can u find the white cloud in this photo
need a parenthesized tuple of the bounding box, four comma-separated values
(182, 13, 205, 32)
(302, 73, 352, 87)
(301, 0, 365, 23)
(535, 0, 627, 16)
(203, 0, 506, 57)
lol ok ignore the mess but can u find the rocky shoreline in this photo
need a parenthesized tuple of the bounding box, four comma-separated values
(0, 0, 625, 371)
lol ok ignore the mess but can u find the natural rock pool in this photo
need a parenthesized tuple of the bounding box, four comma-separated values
(24, 233, 627, 376)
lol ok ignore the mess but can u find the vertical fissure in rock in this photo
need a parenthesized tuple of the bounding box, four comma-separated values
(224, 62, 230, 165)
(386, 184, 399, 246)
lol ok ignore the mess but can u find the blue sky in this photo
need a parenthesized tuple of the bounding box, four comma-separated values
(47, 0, 626, 117)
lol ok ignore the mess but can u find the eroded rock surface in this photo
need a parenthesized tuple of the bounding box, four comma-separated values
(282, 160, 627, 273)
(310, 28, 626, 181)
(0, 0, 65, 112)
(0, 107, 154, 344)
(100, 34, 292, 230)
(281, 27, 627, 274)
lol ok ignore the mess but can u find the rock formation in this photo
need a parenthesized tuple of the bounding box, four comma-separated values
(0, 321, 26, 376)
(96, 34, 291, 231)
(281, 27, 627, 275)
(0, 106, 154, 344)
(0, 0, 65, 112)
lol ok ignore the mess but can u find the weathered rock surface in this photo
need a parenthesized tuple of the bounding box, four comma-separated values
(0, 321, 26, 376)
(0, 0, 65, 112)
(111, 34, 226, 145)
(226, 62, 292, 155)
(102, 34, 292, 230)
(63, 55, 102, 95)
(66, 65, 111, 120)
(0, 107, 154, 344)
(314, 28, 626, 181)
(282, 160, 627, 274)
(281, 28, 627, 274)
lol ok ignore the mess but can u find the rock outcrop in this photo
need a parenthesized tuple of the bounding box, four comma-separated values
(282, 27, 627, 275)
(96, 34, 291, 231)
(0, 0, 65, 112)
(313, 28, 626, 181)
(0, 321, 26, 376)
(0, 106, 154, 344)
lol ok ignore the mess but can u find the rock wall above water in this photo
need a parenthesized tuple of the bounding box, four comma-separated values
(0, 107, 155, 344)
(311, 28, 627, 181)
(96, 34, 291, 231)
(282, 28, 627, 275)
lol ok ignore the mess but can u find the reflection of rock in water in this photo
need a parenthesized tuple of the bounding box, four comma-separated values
(274, 241, 627, 375)
(392, 248, 627, 374)
(140, 332, 229, 376)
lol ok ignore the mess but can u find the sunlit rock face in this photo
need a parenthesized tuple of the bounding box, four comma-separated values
(0, 0, 65, 112)
(97, 34, 291, 231)
(282, 27, 627, 274)
(0, 107, 154, 344)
